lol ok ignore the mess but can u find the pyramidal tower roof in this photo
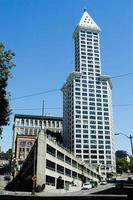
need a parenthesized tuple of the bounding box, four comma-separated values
(73, 9, 101, 36)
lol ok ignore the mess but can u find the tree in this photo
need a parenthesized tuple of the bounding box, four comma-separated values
(116, 156, 128, 173)
(0, 148, 12, 174)
(129, 157, 133, 173)
(0, 42, 15, 136)
(0, 148, 12, 160)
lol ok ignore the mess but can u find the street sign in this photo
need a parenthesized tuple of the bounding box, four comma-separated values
(32, 175, 37, 181)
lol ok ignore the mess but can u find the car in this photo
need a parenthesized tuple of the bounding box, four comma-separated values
(115, 180, 124, 189)
(90, 180, 98, 188)
(4, 174, 11, 181)
(81, 182, 92, 190)
(100, 180, 107, 185)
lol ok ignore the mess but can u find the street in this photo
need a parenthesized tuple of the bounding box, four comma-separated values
(0, 184, 132, 200)
(0, 174, 133, 200)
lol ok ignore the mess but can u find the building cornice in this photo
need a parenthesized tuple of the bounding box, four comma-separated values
(100, 75, 113, 89)
(14, 114, 62, 121)
(61, 72, 81, 92)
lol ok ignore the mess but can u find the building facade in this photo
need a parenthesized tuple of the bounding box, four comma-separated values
(61, 10, 115, 174)
(12, 114, 63, 162)
(8, 130, 102, 192)
(14, 135, 36, 165)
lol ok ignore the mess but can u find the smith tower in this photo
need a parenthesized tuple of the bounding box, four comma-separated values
(62, 10, 115, 173)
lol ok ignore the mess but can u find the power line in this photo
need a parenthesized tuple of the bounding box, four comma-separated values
(113, 104, 133, 107)
(12, 104, 133, 112)
(10, 72, 133, 101)
(11, 88, 60, 101)
(112, 72, 133, 79)
(12, 107, 62, 111)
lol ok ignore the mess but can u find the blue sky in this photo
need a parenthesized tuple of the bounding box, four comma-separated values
(0, 0, 133, 155)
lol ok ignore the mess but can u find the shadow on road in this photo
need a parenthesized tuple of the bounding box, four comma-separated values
(94, 185, 133, 200)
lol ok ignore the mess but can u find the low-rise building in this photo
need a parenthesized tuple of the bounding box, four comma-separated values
(12, 114, 63, 158)
(7, 130, 102, 192)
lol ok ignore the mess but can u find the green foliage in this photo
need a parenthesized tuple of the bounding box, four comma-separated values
(0, 42, 15, 132)
(0, 148, 12, 160)
(129, 157, 133, 172)
(116, 156, 128, 173)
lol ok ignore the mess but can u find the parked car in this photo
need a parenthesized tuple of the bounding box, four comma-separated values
(4, 174, 11, 181)
(81, 182, 92, 190)
(90, 180, 98, 188)
(100, 180, 107, 185)
(115, 180, 124, 189)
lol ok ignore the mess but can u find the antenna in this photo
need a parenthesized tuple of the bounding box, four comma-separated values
(84, 8, 87, 12)
(42, 100, 44, 116)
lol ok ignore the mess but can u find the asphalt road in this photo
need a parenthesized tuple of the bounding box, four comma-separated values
(0, 195, 128, 200)
(0, 185, 132, 200)
(0, 174, 133, 200)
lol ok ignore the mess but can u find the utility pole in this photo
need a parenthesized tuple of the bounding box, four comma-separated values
(129, 134, 133, 156)
(115, 133, 133, 157)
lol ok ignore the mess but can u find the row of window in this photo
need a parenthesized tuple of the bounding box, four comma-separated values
(80, 30, 98, 35)
(16, 118, 62, 128)
(75, 134, 110, 139)
(19, 141, 33, 147)
(76, 144, 111, 149)
(46, 145, 98, 177)
(46, 160, 97, 179)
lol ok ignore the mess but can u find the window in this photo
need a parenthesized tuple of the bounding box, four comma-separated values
(19, 141, 26, 146)
(26, 119, 29, 126)
(99, 150, 104, 154)
(46, 176, 55, 186)
(91, 140, 96, 144)
(47, 145, 56, 156)
(25, 128, 28, 134)
(65, 156, 71, 165)
(46, 159, 57, 172)
(57, 164, 64, 174)
(83, 150, 89, 153)
(27, 141, 33, 147)
(83, 125, 88, 128)
(84, 155, 89, 158)
(19, 148, 24, 152)
(91, 135, 96, 139)
(82, 129, 88, 134)
(76, 144, 81, 148)
(56, 150, 64, 161)
(91, 155, 97, 159)
(35, 120, 38, 126)
(99, 155, 104, 159)
(83, 140, 88, 143)
(83, 135, 88, 138)
(76, 139, 81, 143)
(20, 128, 24, 134)
(91, 145, 97, 149)
(20, 119, 24, 126)
(76, 134, 81, 138)
(30, 120, 33, 126)
(91, 150, 97, 153)
(99, 145, 104, 149)
(83, 145, 89, 148)
(29, 128, 33, 135)
(76, 149, 81, 153)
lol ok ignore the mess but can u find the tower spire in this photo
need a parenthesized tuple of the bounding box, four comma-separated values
(78, 10, 101, 32)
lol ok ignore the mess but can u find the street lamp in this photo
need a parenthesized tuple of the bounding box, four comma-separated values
(115, 133, 133, 156)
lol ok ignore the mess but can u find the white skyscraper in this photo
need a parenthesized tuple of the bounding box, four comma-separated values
(61, 10, 116, 174)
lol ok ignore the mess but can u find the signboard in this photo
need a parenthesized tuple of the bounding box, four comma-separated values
(32, 175, 37, 181)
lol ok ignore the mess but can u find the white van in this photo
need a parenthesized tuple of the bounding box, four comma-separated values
(81, 182, 92, 190)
